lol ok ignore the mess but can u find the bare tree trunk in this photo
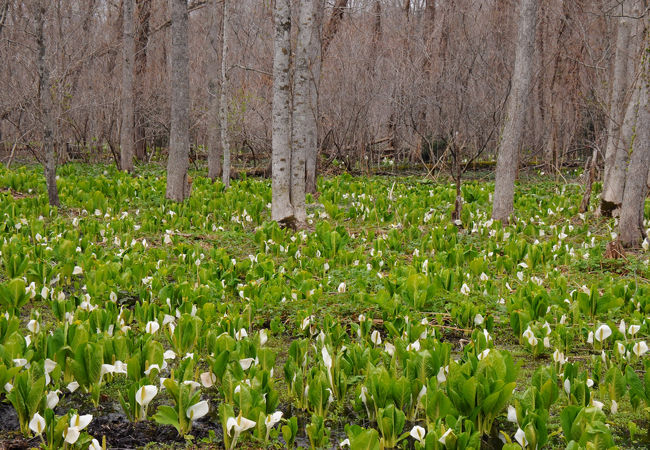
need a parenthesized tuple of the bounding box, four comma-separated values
(166, 0, 191, 202)
(600, 0, 636, 216)
(619, 46, 649, 247)
(292, 0, 319, 224)
(271, 0, 293, 224)
(492, 0, 538, 223)
(304, 0, 323, 196)
(36, 0, 59, 207)
(321, 0, 346, 58)
(134, 0, 151, 161)
(120, 0, 135, 172)
(0, 1, 9, 36)
(220, 0, 231, 188)
(207, 0, 223, 180)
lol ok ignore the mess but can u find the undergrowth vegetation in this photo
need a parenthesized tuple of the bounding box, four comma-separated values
(1, 164, 649, 449)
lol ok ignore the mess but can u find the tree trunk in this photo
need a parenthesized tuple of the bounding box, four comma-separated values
(0, 1, 8, 37)
(36, 0, 59, 207)
(321, 0, 346, 58)
(120, 0, 135, 172)
(207, 0, 223, 180)
(492, 0, 538, 223)
(600, 0, 636, 216)
(220, 0, 231, 188)
(166, 0, 191, 202)
(271, 0, 293, 224)
(134, 0, 151, 161)
(619, 48, 649, 248)
(304, 0, 323, 196)
(292, 0, 319, 223)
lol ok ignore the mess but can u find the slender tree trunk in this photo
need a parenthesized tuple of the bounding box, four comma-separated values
(271, 0, 293, 224)
(304, 0, 323, 196)
(492, 0, 538, 223)
(600, 0, 636, 216)
(619, 42, 649, 247)
(36, 0, 59, 207)
(0, 1, 8, 36)
(220, 0, 231, 188)
(134, 0, 151, 161)
(292, 0, 319, 223)
(207, 0, 223, 180)
(120, 0, 135, 172)
(321, 0, 346, 58)
(166, 0, 191, 202)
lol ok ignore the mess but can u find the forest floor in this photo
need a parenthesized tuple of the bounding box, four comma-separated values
(0, 162, 648, 449)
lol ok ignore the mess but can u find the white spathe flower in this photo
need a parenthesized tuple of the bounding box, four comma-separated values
(67, 381, 80, 393)
(200, 372, 217, 388)
(27, 319, 40, 334)
(339, 438, 351, 447)
(438, 428, 453, 445)
(514, 428, 528, 448)
(259, 329, 268, 346)
(239, 358, 255, 370)
(145, 321, 160, 334)
(337, 282, 346, 293)
(552, 349, 565, 365)
(226, 415, 257, 436)
(409, 425, 426, 443)
(235, 328, 248, 341)
(4, 382, 12, 392)
(385, 342, 396, 356)
(322, 347, 332, 370)
(406, 340, 420, 352)
(371, 330, 382, 346)
(44, 358, 57, 374)
(629, 324, 641, 336)
(186, 400, 209, 420)
(477, 349, 490, 360)
(507, 405, 517, 424)
(460, 283, 470, 295)
(72, 266, 83, 275)
(135, 385, 158, 407)
(29, 412, 46, 435)
(437, 366, 447, 384)
(46, 390, 60, 409)
(564, 379, 571, 394)
(619, 319, 627, 336)
(474, 314, 484, 326)
(617, 342, 626, 356)
(594, 324, 612, 342)
(611, 399, 618, 414)
(63, 427, 80, 444)
(70, 414, 92, 431)
(633, 341, 649, 357)
(89, 438, 102, 450)
(163, 350, 177, 360)
(592, 400, 604, 410)
(587, 331, 594, 344)
(264, 411, 283, 430)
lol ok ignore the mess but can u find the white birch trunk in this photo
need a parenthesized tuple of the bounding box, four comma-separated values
(166, 0, 191, 201)
(220, 0, 231, 188)
(492, 0, 538, 222)
(120, 0, 136, 173)
(271, 0, 293, 223)
(305, 0, 324, 195)
(292, 0, 320, 223)
(207, 0, 222, 180)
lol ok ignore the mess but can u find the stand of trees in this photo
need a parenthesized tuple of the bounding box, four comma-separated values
(0, 0, 648, 245)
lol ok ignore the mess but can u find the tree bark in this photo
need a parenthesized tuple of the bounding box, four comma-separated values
(120, 0, 136, 172)
(207, 0, 223, 180)
(166, 0, 191, 202)
(134, 0, 151, 161)
(271, 0, 293, 223)
(492, 0, 538, 223)
(321, 0, 346, 58)
(292, 0, 319, 223)
(36, 0, 60, 207)
(600, 0, 636, 216)
(304, 0, 323, 196)
(220, 0, 231, 188)
(619, 43, 649, 248)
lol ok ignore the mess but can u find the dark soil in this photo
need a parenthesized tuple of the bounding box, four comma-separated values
(0, 399, 222, 450)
